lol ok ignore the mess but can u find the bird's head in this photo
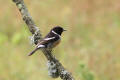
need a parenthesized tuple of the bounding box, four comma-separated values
(52, 26, 66, 35)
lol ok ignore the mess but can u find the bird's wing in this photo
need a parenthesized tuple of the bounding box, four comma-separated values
(37, 37, 55, 47)
(44, 37, 55, 40)
(28, 37, 56, 56)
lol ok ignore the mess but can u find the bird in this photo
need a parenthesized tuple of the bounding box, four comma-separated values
(28, 26, 66, 56)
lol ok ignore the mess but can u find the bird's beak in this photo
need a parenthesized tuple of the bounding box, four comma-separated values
(63, 29, 67, 31)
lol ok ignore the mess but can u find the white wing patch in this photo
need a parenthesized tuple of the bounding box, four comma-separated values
(44, 37, 55, 40)
(37, 45, 45, 48)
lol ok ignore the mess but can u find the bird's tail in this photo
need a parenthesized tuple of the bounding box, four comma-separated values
(28, 44, 45, 56)
(28, 47, 39, 56)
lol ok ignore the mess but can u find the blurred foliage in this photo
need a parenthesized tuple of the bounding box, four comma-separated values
(0, 32, 8, 45)
(0, 0, 120, 80)
(11, 32, 23, 45)
(77, 62, 94, 80)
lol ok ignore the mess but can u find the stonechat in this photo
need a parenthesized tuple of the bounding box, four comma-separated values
(28, 26, 66, 56)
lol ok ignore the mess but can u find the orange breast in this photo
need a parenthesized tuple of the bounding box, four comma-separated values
(52, 39, 61, 48)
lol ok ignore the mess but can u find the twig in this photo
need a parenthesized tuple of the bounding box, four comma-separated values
(12, 0, 74, 80)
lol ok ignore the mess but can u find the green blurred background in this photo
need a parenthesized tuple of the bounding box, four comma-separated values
(0, 0, 120, 80)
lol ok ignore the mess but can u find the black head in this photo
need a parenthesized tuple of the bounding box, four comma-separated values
(51, 26, 66, 35)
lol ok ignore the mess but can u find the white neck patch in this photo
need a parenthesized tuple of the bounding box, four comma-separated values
(52, 30, 60, 37)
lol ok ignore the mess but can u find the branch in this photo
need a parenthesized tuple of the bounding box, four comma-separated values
(12, 0, 75, 80)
